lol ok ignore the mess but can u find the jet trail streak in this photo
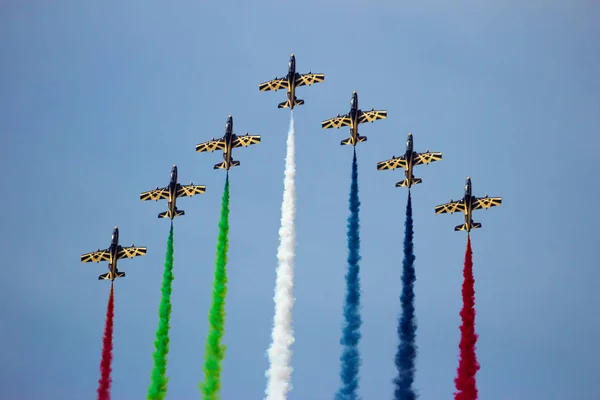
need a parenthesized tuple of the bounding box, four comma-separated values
(454, 236, 480, 400)
(265, 113, 297, 400)
(97, 284, 115, 400)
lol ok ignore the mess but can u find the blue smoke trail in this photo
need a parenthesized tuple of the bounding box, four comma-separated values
(394, 191, 418, 399)
(336, 149, 362, 400)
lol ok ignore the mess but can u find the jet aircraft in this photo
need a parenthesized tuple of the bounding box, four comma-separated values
(195, 115, 261, 170)
(321, 91, 387, 146)
(140, 165, 206, 219)
(376, 132, 442, 188)
(435, 177, 502, 232)
(80, 226, 147, 281)
(258, 54, 325, 109)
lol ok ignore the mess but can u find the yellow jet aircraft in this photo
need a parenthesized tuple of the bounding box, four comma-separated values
(258, 54, 325, 109)
(195, 115, 261, 170)
(435, 177, 502, 232)
(376, 132, 442, 188)
(80, 226, 147, 281)
(140, 165, 206, 219)
(321, 91, 387, 146)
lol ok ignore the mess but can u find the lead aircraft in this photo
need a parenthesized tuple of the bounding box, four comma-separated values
(258, 54, 325, 109)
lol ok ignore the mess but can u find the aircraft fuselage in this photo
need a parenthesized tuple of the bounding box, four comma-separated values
(404, 133, 415, 184)
(167, 165, 179, 217)
(108, 226, 120, 279)
(222, 115, 236, 168)
(349, 91, 360, 141)
(287, 54, 297, 105)
(463, 177, 474, 230)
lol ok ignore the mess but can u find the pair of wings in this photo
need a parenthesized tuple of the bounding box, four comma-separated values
(322, 109, 387, 129)
(195, 134, 261, 153)
(259, 72, 325, 92)
(435, 196, 502, 214)
(139, 183, 206, 202)
(81, 246, 147, 263)
(376, 151, 443, 170)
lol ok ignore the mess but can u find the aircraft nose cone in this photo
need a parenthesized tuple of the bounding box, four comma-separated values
(228, 114, 232, 118)
(291, 53, 294, 56)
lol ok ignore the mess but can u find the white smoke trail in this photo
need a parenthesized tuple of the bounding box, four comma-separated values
(265, 112, 296, 400)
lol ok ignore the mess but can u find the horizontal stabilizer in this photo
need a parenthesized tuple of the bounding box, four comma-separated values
(214, 160, 240, 170)
(341, 135, 367, 146)
(158, 209, 185, 219)
(454, 221, 482, 231)
(395, 177, 423, 188)
(277, 97, 304, 109)
(98, 271, 125, 280)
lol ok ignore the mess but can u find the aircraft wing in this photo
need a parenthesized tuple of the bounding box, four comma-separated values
(322, 114, 353, 129)
(81, 249, 111, 263)
(140, 188, 169, 201)
(414, 151, 443, 166)
(232, 134, 261, 148)
(357, 109, 387, 124)
(472, 196, 502, 210)
(176, 184, 206, 198)
(259, 77, 289, 92)
(195, 138, 226, 153)
(117, 246, 147, 259)
(376, 156, 407, 171)
(294, 72, 325, 87)
(435, 199, 467, 214)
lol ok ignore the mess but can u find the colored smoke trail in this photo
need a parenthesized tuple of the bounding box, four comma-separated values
(335, 148, 362, 400)
(200, 175, 231, 399)
(394, 191, 418, 400)
(147, 223, 175, 400)
(454, 236, 480, 400)
(264, 112, 296, 400)
(97, 283, 115, 400)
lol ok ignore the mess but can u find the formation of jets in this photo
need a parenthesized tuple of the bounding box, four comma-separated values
(81, 53, 502, 281)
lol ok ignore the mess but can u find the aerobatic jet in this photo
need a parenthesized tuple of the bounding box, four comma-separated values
(435, 177, 502, 232)
(195, 115, 261, 170)
(321, 91, 387, 146)
(140, 165, 206, 219)
(80, 226, 147, 281)
(376, 132, 442, 188)
(258, 53, 325, 109)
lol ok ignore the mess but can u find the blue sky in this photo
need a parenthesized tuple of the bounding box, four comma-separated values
(1, 1, 599, 399)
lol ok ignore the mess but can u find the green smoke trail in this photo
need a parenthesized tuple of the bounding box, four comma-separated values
(200, 175, 230, 399)
(147, 223, 175, 400)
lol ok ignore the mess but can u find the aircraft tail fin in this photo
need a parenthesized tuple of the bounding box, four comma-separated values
(340, 135, 367, 146)
(454, 221, 482, 232)
(98, 271, 125, 280)
(277, 97, 304, 109)
(395, 177, 423, 188)
(214, 160, 240, 170)
(158, 209, 185, 219)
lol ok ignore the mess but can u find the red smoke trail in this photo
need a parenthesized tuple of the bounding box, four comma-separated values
(97, 283, 115, 400)
(454, 235, 480, 400)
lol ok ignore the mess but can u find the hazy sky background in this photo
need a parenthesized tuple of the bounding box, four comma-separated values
(1, 1, 599, 399)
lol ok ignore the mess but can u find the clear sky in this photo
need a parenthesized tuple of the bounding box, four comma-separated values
(1, 1, 599, 399)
